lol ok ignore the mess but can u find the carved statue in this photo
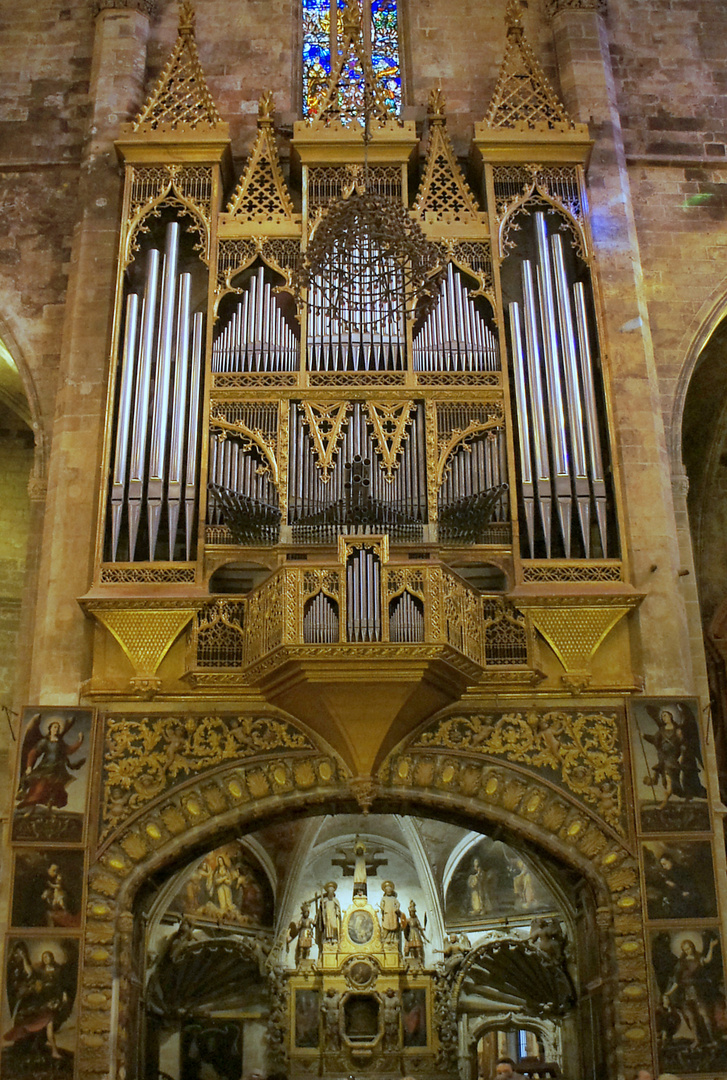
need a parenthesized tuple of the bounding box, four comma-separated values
(441, 931, 470, 973)
(403, 900, 428, 965)
(317, 881, 342, 945)
(382, 987, 400, 1048)
(321, 987, 340, 1049)
(287, 902, 316, 966)
(379, 881, 401, 946)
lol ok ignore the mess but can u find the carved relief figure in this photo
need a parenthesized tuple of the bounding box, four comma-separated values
(382, 988, 400, 1048)
(528, 917, 566, 965)
(380, 881, 401, 945)
(321, 988, 340, 1050)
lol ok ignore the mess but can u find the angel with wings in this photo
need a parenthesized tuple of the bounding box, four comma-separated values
(15, 713, 86, 814)
(642, 703, 706, 808)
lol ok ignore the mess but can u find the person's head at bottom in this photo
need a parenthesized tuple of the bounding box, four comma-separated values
(495, 1059, 518, 1078)
(634, 1070, 653, 1080)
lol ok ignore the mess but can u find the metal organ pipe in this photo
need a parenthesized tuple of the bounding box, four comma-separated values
(507, 214, 612, 559)
(110, 293, 139, 561)
(108, 224, 204, 563)
(413, 264, 500, 373)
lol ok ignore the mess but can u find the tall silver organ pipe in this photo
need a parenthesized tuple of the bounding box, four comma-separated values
(211, 266, 299, 373)
(287, 401, 427, 542)
(306, 272, 406, 372)
(346, 547, 381, 642)
(413, 264, 499, 372)
(207, 403, 280, 544)
(389, 591, 424, 643)
(108, 222, 204, 562)
(508, 212, 610, 558)
(303, 593, 339, 644)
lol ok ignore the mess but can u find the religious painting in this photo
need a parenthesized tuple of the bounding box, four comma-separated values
(181, 1020, 242, 1080)
(294, 989, 320, 1049)
(401, 988, 427, 1048)
(11, 850, 84, 929)
(1, 936, 79, 1080)
(629, 698, 709, 832)
(445, 836, 555, 926)
(12, 707, 94, 844)
(166, 841, 274, 928)
(650, 928, 727, 1074)
(642, 840, 717, 921)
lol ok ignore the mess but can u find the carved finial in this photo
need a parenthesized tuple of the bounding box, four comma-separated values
(258, 90, 275, 125)
(341, 0, 362, 37)
(506, 0, 525, 30)
(428, 87, 446, 122)
(178, 0, 195, 36)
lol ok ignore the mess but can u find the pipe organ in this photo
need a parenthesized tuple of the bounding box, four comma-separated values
(95, 25, 622, 701)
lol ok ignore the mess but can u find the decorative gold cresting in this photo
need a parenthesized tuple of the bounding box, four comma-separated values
(413, 89, 485, 226)
(300, 402, 352, 481)
(225, 93, 296, 223)
(130, 0, 224, 132)
(364, 401, 415, 481)
(310, 0, 396, 126)
(483, 0, 574, 131)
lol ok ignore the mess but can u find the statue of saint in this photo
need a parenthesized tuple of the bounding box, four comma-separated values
(317, 881, 342, 945)
(380, 881, 401, 945)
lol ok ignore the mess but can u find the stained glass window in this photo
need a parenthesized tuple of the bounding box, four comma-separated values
(302, 0, 401, 119)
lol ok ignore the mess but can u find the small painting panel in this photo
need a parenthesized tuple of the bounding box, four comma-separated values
(165, 842, 274, 929)
(12, 707, 94, 844)
(11, 850, 84, 929)
(294, 989, 320, 1049)
(181, 1020, 242, 1080)
(650, 928, 727, 1074)
(642, 840, 717, 920)
(629, 698, 709, 832)
(445, 836, 555, 926)
(401, 987, 427, 1048)
(1, 937, 79, 1080)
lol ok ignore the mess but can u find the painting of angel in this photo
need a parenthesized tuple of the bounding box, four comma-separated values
(642, 841, 717, 921)
(12, 707, 94, 843)
(11, 850, 84, 929)
(1, 937, 78, 1080)
(629, 699, 709, 832)
(650, 928, 727, 1073)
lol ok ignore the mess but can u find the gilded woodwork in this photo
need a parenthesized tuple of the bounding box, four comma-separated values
(518, 596, 640, 683)
(99, 710, 316, 843)
(300, 401, 353, 481)
(413, 90, 488, 236)
(84, 601, 201, 687)
(224, 93, 298, 228)
(364, 400, 415, 479)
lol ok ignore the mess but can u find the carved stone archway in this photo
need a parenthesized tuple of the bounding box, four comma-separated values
(79, 704, 652, 1080)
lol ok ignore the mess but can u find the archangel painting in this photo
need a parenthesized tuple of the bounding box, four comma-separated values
(1, 937, 78, 1080)
(650, 928, 727, 1074)
(12, 707, 93, 843)
(629, 698, 709, 832)
(165, 842, 274, 928)
(642, 841, 717, 921)
(11, 850, 84, 929)
(445, 836, 555, 927)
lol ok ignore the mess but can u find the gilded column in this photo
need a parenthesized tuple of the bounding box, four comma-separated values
(550, 0, 695, 693)
(28, 0, 153, 700)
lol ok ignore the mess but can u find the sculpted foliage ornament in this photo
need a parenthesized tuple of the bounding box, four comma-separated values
(101, 712, 313, 839)
(414, 709, 623, 830)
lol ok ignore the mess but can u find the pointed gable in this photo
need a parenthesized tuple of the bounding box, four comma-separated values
(414, 89, 485, 226)
(226, 93, 296, 224)
(484, 0, 574, 131)
(131, 0, 225, 133)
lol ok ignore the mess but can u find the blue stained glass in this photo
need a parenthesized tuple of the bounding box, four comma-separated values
(302, 0, 401, 119)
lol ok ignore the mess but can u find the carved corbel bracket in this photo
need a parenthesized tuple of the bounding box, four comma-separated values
(82, 600, 202, 694)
